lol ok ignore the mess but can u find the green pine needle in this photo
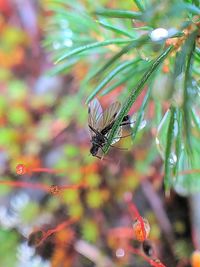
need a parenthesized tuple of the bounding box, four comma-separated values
(104, 45, 174, 153)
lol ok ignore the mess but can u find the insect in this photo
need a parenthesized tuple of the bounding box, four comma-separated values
(88, 98, 130, 158)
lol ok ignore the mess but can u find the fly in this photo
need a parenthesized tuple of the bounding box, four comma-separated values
(88, 98, 130, 158)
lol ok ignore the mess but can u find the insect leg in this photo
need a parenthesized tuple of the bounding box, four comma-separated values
(112, 133, 132, 139)
(109, 144, 128, 150)
(89, 125, 100, 135)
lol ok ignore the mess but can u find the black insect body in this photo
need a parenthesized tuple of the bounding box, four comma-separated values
(88, 98, 129, 158)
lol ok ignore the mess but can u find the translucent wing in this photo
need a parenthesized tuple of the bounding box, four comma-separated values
(88, 98, 103, 136)
(111, 126, 122, 144)
(97, 101, 121, 131)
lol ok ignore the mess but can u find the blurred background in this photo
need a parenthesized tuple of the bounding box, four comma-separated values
(0, 0, 200, 267)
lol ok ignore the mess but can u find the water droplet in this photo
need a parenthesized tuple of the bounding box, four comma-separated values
(156, 109, 171, 158)
(169, 152, 177, 166)
(173, 119, 179, 137)
(130, 116, 136, 128)
(150, 28, 168, 42)
(64, 39, 73, 47)
(139, 120, 147, 130)
(155, 137, 160, 146)
(116, 248, 125, 258)
(63, 29, 73, 38)
(60, 19, 69, 29)
(53, 41, 61, 50)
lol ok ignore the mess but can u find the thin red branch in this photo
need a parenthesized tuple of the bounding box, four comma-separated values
(0, 180, 87, 194)
(16, 164, 65, 175)
(31, 167, 63, 174)
(124, 195, 146, 241)
(126, 245, 166, 267)
(0, 180, 49, 191)
(36, 217, 78, 246)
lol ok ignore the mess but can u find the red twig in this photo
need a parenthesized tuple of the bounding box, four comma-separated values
(16, 164, 64, 175)
(31, 167, 63, 174)
(36, 217, 78, 246)
(0, 180, 49, 191)
(124, 194, 146, 241)
(126, 245, 166, 267)
(0, 180, 87, 194)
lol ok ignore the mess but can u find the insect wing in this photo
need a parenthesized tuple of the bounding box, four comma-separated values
(111, 126, 122, 144)
(88, 98, 103, 136)
(98, 101, 121, 131)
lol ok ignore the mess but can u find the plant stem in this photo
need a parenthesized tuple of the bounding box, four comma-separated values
(164, 106, 177, 192)
(95, 8, 142, 19)
(104, 45, 173, 152)
(133, 0, 145, 12)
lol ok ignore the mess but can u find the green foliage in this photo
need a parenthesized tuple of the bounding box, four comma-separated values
(45, 0, 200, 194)
(20, 201, 40, 223)
(82, 219, 99, 242)
(104, 46, 173, 152)
(63, 189, 79, 204)
(0, 2, 199, 266)
(85, 173, 101, 188)
(8, 107, 30, 126)
(95, 8, 142, 19)
(164, 107, 177, 191)
(0, 230, 18, 267)
(86, 189, 104, 208)
(68, 202, 83, 217)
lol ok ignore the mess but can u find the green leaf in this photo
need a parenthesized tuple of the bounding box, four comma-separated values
(100, 63, 150, 96)
(174, 137, 200, 195)
(164, 106, 176, 191)
(131, 85, 152, 139)
(46, 58, 78, 76)
(55, 38, 136, 63)
(195, 47, 200, 59)
(174, 109, 182, 178)
(104, 45, 173, 153)
(95, 8, 142, 19)
(91, 34, 150, 78)
(183, 30, 198, 153)
(132, 26, 153, 31)
(175, 3, 200, 15)
(47, 4, 98, 33)
(86, 59, 140, 103)
(154, 101, 162, 126)
(191, 109, 200, 132)
(133, 0, 145, 12)
(96, 20, 134, 38)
